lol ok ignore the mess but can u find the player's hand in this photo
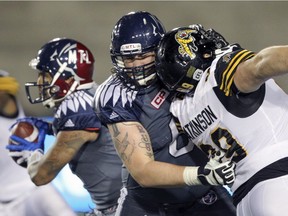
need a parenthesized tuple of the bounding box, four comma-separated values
(8, 149, 43, 166)
(6, 117, 50, 152)
(198, 151, 236, 186)
(6, 134, 44, 151)
(188, 24, 229, 50)
(188, 24, 204, 31)
(15, 117, 53, 135)
(6, 117, 48, 167)
(206, 28, 229, 49)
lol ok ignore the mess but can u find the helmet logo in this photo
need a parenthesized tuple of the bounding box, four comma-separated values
(68, 49, 92, 64)
(51, 43, 93, 81)
(152, 24, 158, 36)
(175, 29, 198, 59)
(120, 43, 142, 54)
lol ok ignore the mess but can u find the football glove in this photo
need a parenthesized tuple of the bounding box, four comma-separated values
(206, 28, 229, 49)
(188, 24, 229, 50)
(188, 24, 204, 31)
(198, 151, 236, 185)
(6, 117, 51, 152)
(6, 117, 50, 167)
(8, 149, 43, 167)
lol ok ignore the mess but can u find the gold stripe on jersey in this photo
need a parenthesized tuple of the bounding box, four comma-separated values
(220, 50, 255, 96)
(219, 50, 247, 91)
(225, 52, 255, 96)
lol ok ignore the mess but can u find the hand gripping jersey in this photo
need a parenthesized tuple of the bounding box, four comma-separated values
(170, 46, 288, 205)
(53, 89, 122, 210)
(94, 74, 212, 204)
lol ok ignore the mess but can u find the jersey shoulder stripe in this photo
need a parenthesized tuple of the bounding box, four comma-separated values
(218, 49, 255, 96)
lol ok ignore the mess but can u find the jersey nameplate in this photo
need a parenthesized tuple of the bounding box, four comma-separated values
(151, 89, 169, 109)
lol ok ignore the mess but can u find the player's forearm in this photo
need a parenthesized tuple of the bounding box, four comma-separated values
(27, 149, 56, 186)
(235, 45, 288, 93)
(108, 122, 226, 188)
(132, 160, 187, 188)
(253, 46, 288, 79)
(29, 131, 88, 185)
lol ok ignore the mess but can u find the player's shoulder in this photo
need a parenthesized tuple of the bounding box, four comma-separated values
(211, 44, 255, 85)
(95, 75, 120, 98)
(54, 90, 102, 131)
(95, 74, 138, 110)
(55, 90, 95, 118)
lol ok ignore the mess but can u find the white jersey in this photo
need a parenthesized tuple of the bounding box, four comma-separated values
(0, 99, 75, 216)
(0, 100, 33, 201)
(170, 47, 288, 195)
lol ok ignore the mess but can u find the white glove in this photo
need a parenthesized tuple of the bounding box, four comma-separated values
(8, 150, 33, 166)
(198, 151, 236, 185)
(188, 24, 204, 31)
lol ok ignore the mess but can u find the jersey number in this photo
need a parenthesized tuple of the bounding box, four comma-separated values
(200, 127, 247, 162)
(168, 119, 194, 157)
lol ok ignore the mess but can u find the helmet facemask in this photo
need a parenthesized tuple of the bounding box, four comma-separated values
(25, 68, 76, 108)
(112, 50, 157, 90)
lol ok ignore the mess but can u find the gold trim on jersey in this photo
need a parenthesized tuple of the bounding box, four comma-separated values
(220, 50, 255, 96)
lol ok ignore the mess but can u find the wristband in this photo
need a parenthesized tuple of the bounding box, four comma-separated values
(183, 166, 201, 186)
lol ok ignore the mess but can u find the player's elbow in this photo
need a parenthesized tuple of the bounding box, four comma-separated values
(31, 178, 46, 186)
(133, 175, 154, 188)
(30, 175, 52, 186)
(131, 168, 157, 187)
(28, 168, 53, 186)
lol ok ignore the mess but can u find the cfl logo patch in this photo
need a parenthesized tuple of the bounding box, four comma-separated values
(151, 89, 169, 109)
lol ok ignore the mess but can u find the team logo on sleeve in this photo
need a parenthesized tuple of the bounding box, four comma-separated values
(222, 53, 231, 63)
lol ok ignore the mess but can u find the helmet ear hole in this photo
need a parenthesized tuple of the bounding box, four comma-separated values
(49, 85, 60, 94)
(203, 52, 213, 59)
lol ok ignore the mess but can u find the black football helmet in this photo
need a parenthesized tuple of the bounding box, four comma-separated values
(156, 25, 229, 94)
(26, 38, 95, 108)
(110, 11, 166, 89)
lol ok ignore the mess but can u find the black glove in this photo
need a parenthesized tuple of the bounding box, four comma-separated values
(206, 28, 229, 49)
(198, 151, 236, 185)
(189, 24, 229, 50)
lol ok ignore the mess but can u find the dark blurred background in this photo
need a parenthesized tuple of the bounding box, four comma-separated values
(1, 1, 288, 116)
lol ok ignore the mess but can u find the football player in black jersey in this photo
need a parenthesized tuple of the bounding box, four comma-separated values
(94, 11, 236, 216)
(6, 38, 123, 216)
